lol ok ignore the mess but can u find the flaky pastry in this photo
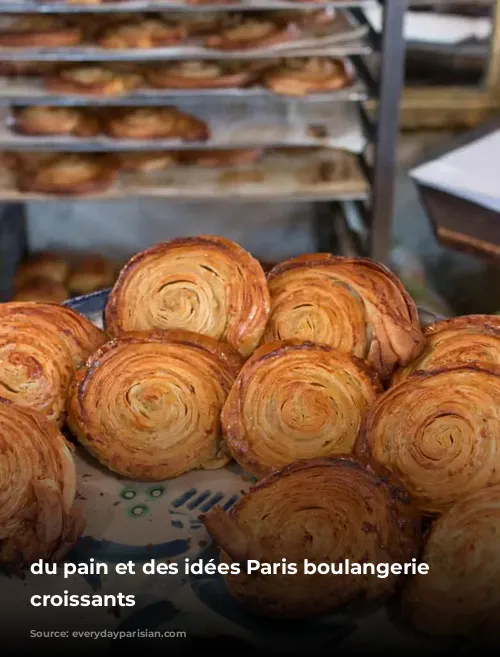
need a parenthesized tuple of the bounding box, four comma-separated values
(0, 15, 82, 48)
(46, 65, 143, 96)
(104, 107, 209, 141)
(263, 57, 350, 96)
(98, 19, 186, 49)
(13, 106, 101, 137)
(105, 235, 270, 358)
(205, 18, 301, 51)
(202, 457, 420, 618)
(147, 60, 254, 90)
(67, 330, 243, 480)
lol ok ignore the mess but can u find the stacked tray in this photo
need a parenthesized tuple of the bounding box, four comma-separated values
(0, 1, 371, 200)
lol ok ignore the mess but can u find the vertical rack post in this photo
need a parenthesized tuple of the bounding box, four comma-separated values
(369, 0, 407, 264)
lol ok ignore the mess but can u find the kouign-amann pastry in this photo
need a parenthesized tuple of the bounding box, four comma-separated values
(147, 60, 254, 90)
(202, 457, 420, 618)
(0, 302, 106, 425)
(205, 18, 300, 51)
(403, 483, 500, 637)
(0, 398, 84, 569)
(104, 107, 209, 141)
(264, 254, 424, 380)
(393, 315, 500, 384)
(13, 106, 101, 138)
(46, 65, 143, 96)
(358, 366, 500, 515)
(222, 340, 381, 478)
(117, 151, 178, 172)
(13, 278, 68, 304)
(67, 330, 243, 480)
(98, 19, 185, 49)
(263, 57, 350, 96)
(14, 251, 69, 288)
(105, 236, 270, 357)
(0, 15, 82, 48)
(68, 254, 116, 296)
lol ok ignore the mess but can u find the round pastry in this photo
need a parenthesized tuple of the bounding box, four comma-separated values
(104, 107, 209, 142)
(147, 61, 254, 90)
(97, 19, 186, 49)
(166, 12, 232, 37)
(201, 457, 420, 619)
(46, 65, 143, 97)
(117, 151, 178, 173)
(13, 278, 68, 304)
(0, 398, 84, 569)
(14, 251, 69, 288)
(263, 57, 350, 96)
(67, 330, 243, 480)
(222, 340, 381, 478)
(403, 483, 500, 637)
(105, 236, 270, 357)
(180, 148, 263, 168)
(0, 16, 82, 48)
(68, 254, 116, 296)
(0, 302, 106, 425)
(13, 106, 101, 138)
(358, 366, 500, 515)
(264, 254, 424, 381)
(205, 18, 301, 51)
(18, 154, 117, 196)
(393, 315, 500, 385)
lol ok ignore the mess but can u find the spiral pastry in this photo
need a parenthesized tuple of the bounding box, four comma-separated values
(67, 330, 243, 481)
(403, 483, 500, 637)
(105, 236, 270, 358)
(0, 302, 106, 425)
(0, 398, 84, 568)
(358, 366, 500, 515)
(222, 341, 381, 478)
(264, 254, 424, 380)
(393, 315, 500, 385)
(202, 457, 420, 618)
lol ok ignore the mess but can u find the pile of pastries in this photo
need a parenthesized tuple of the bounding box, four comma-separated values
(3, 236, 500, 636)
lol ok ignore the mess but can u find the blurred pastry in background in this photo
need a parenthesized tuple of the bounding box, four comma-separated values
(68, 254, 117, 295)
(13, 277, 69, 304)
(168, 12, 232, 37)
(0, 15, 82, 48)
(205, 17, 301, 50)
(14, 251, 69, 288)
(0, 61, 58, 77)
(46, 65, 144, 96)
(104, 107, 209, 141)
(118, 151, 179, 172)
(98, 18, 186, 49)
(13, 106, 101, 137)
(180, 148, 264, 167)
(147, 60, 255, 89)
(263, 58, 350, 96)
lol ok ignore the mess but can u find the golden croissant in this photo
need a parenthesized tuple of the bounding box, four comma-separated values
(67, 330, 243, 481)
(358, 365, 500, 515)
(0, 302, 106, 425)
(264, 254, 424, 380)
(222, 340, 381, 478)
(202, 457, 420, 619)
(0, 398, 84, 569)
(393, 314, 500, 384)
(105, 236, 270, 358)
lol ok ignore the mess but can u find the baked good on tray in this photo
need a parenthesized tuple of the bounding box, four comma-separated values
(179, 148, 263, 167)
(393, 314, 500, 384)
(147, 61, 255, 90)
(118, 151, 178, 172)
(263, 57, 350, 96)
(13, 277, 68, 304)
(202, 457, 420, 618)
(18, 154, 117, 196)
(68, 254, 117, 296)
(357, 365, 500, 515)
(205, 17, 301, 51)
(0, 399, 84, 569)
(0, 15, 82, 48)
(97, 18, 186, 49)
(13, 106, 101, 138)
(46, 65, 143, 96)
(222, 341, 381, 478)
(14, 250, 69, 287)
(263, 255, 424, 381)
(403, 483, 500, 637)
(0, 302, 105, 425)
(104, 107, 209, 141)
(105, 236, 270, 357)
(67, 330, 243, 480)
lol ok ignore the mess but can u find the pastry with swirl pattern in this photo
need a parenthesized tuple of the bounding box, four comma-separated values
(104, 107, 209, 141)
(67, 330, 243, 481)
(202, 457, 420, 618)
(0, 398, 84, 569)
(222, 340, 382, 478)
(105, 236, 270, 358)
(0, 302, 106, 425)
(358, 366, 500, 515)
(264, 254, 424, 380)
(393, 315, 500, 384)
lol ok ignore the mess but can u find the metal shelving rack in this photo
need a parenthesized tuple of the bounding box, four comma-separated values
(0, 0, 407, 276)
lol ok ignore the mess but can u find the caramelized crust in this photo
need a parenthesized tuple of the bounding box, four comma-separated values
(104, 107, 209, 141)
(147, 60, 254, 90)
(222, 340, 382, 478)
(205, 18, 301, 51)
(264, 254, 424, 380)
(0, 302, 106, 425)
(105, 235, 270, 358)
(46, 65, 143, 96)
(67, 330, 243, 480)
(98, 19, 186, 49)
(0, 16, 82, 48)
(0, 399, 84, 569)
(263, 57, 350, 96)
(13, 106, 101, 138)
(202, 457, 420, 618)
(358, 365, 500, 515)
(393, 315, 500, 384)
